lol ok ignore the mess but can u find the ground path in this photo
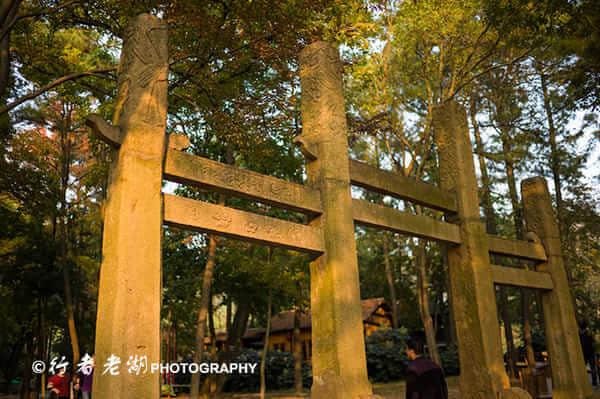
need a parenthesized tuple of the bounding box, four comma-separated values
(3, 380, 599, 398)
(170, 379, 460, 399)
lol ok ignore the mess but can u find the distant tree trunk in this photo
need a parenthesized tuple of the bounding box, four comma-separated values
(3, 330, 24, 394)
(225, 298, 232, 334)
(293, 307, 303, 393)
(206, 295, 217, 398)
(414, 235, 441, 366)
(375, 151, 399, 330)
(214, 300, 251, 393)
(190, 233, 219, 399)
(383, 233, 399, 328)
(0, 0, 20, 101)
(521, 289, 535, 365)
(470, 97, 517, 378)
(20, 333, 33, 399)
(0, 29, 9, 102)
(35, 296, 46, 398)
(260, 291, 272, 399)
(442, 247, 457, 347)
(0, 0, 22, 136)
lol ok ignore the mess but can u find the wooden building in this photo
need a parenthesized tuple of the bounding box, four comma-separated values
(240, 297, 392, 361)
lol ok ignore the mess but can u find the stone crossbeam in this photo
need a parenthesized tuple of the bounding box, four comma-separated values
(163, 194, 324, 255)
(491, 265, 554, 290)
(352, 199, 461, 244)
(164, 149, 322, 215)
(349, 159, 458, 213)
(487, 235, 547, 262)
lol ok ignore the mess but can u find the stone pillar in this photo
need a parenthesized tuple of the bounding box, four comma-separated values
(296, 42, 373, 399)
(433, 101, 515, 398)
(90, 14, 168, 399)
(521, 177, 593, 399)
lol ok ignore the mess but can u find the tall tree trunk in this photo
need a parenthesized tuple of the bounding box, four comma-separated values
(414, 235, 441, 366)
(293, 307, 303, 393)
(192, 146, 234, 397)
(200, 296, 219, 397)
(190, 232, 219, 399)
(62, 255, 79, 363)
(0, 0, 20, 100)
(260, 291, 272, 399)
(208, 295, 217, 398)
(470, 97, 517, 378)
(539, 72, 564, 238)
(499, 131, 536, 371)
(383, 233, 399, 328)
(58, 107, 79, 364)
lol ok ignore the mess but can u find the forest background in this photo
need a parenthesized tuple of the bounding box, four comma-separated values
(0, 0, 599, 397)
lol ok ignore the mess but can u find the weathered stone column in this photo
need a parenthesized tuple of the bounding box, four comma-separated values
(433, 101, 519, 399)
(89, 14, 168, 399)
(521, 177, 593, 399)
(296, 42, 373, 399)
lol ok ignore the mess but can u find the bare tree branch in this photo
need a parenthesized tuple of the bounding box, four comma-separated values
(0, 67, 116, 114)
(1, 0, 81, 41)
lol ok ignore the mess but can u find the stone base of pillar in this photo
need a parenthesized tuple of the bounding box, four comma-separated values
(310, 369, 378, 399)
(501, 387, 533, 399)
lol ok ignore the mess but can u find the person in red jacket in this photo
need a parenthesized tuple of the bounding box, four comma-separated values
(47, 367, 70, 399)
(405, 338, 448, 399)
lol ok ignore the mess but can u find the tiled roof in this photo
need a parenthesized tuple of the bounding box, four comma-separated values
(243, 297, 387, 338)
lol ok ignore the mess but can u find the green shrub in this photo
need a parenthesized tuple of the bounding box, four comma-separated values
(365, 328, 409, 382)
(439, 345, 459, 376)
(223, 349, 311, 392)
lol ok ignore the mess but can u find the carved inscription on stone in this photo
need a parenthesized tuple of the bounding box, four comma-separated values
(114, 14, 168, 129)
(163, 150, 322, 214)
(163, 194, 324, 254)
(295, 42, 347, 162)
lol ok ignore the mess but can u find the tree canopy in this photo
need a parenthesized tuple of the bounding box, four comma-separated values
(1, 0, 598, 396)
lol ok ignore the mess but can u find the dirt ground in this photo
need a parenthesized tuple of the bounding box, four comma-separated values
(0, 379, 460, 399)
(163, 378, 461, 399)
(4, 380, 600, 399)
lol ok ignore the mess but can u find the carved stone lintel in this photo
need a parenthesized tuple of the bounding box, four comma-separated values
(86, 114, 122, 147)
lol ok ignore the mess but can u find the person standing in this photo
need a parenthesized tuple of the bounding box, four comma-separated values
(580, 321, 598, 387)
(47, 367, 70, 399)
(405, 338, 448, 399)
(77, 354, 95, 399)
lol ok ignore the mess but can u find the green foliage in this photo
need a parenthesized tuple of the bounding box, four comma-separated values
(365, 329, 459, 382)
(222, 349, 311, 392)
(365, 328, 409, 383)
(439, 345, 460, 377)
(1, 0, 599, 394)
